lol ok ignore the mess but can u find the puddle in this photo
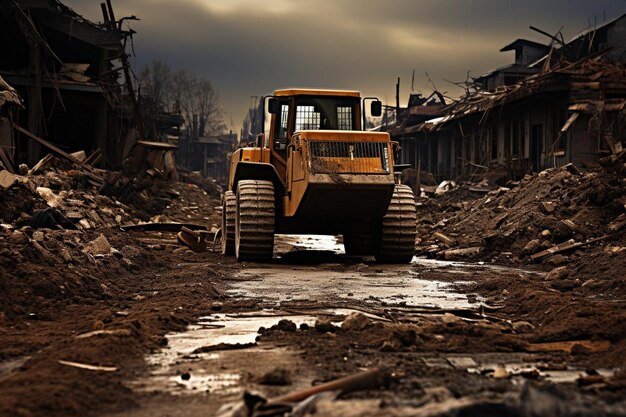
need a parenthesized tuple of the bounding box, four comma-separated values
(277, 234, 344, 253)
(231, 266, 475, 309)
(411, 257, 541, 275)
(471, 363, 617, 384)
(137, 312, 316, 396)
(135, 372, 241, 395)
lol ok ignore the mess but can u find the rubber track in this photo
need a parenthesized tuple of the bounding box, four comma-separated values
(235, 180, 275, 261)
(221, 191, 236, 255)
(375, 185, 417, 263)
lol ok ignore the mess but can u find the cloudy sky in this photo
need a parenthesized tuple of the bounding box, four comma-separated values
(65, 0, 625, 131)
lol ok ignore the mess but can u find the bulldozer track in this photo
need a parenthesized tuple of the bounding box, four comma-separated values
(221, 191, 236, 255)
(375, 185, 416, 263)
(235, 180, 275, 261)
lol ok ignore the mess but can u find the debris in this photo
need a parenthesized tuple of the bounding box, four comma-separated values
(192, 343, 255, 354)
(492, 368, 509, 379)
(545, 266, 569, 280)
(314, 318, 338, 333)
(176, 226, 211, 253)
(29, 208, 75, 230)
(120, 222, 208, 233)
(268, 368, 384, 405)
(28, 154, 57, 175)
(275, 319, 297, 332)
(12, 123, 90, 167)
(75, 329, 132, 339)
(57, 360, 117, 372)
(443, 247, 481, 260)
(527, 340, 611, 354)
(82, 234, 113, 256)
(530, 239, 582, 262)
(564, 163, 582, 175)
(447, 356, 477, 369)
(433, 232, 455, 246)
(36, 187, 63, 208)
(538, 202, 556, 214)
(512, 321, 535, 334)
(341, 312, 371, 332)
(0, 171, 28, 189)
(258, 368, 292, 386)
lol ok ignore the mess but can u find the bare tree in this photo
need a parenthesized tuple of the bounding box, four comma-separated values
(139, 60, 172, 110)
(139, 62, 225, 137)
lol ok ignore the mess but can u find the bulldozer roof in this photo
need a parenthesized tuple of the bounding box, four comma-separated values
(273, 88, 361, 97)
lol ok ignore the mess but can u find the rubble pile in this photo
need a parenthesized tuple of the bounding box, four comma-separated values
(0, 155, 220, 322)
(415, 153, 626, 272)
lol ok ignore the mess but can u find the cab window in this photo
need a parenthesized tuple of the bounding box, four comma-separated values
(274, 103, 289, 153)
(293, 96, 357, 132)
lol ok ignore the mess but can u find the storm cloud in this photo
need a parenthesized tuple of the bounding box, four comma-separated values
(65, 0, 626, 129)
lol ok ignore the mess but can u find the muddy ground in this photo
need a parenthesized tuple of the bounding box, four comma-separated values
(1, 157, 625, 417)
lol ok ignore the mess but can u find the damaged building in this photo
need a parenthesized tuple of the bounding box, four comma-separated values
(0, 0, 140, 170)
(389, 13, 626, 183)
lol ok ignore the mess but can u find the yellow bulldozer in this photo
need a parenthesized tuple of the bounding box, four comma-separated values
(222, 88, 416, 263)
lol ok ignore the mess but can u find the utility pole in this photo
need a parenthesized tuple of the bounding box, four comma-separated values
(395, 77, 400, 125)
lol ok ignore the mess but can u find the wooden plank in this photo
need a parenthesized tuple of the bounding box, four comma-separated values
(530, 239, 582, 262)
(0, 147, 14, 173)
(58, 360, 118, 372)
(561, 112, 580, 133)
(11, 122, 85, 165)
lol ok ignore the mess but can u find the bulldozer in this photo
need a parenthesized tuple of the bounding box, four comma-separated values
(222, 88, 416, 263)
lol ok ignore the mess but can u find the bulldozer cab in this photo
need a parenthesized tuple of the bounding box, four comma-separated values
(266, 89, 381, 180)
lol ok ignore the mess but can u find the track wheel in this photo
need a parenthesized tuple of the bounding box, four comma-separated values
(221, 191, 236, 255)
(375, 185, 417, 263)
(235, 180, 275, 261)
(343, 233, 374, 256)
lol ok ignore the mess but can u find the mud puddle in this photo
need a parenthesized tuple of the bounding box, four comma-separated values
(135, 311, 317, 396)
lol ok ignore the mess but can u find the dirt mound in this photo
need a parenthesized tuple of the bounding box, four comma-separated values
(416, 154, 625, 277)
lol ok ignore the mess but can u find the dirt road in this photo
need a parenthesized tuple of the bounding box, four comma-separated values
(2, 230, 626, 417)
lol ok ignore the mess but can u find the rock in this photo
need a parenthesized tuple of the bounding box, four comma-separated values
(32, 230, 45, 242)
(493, 367, 509, 379)
(36, 187, 63, 208)
(0, 171, 29, 189)
(341, 312, 371, 332)
(258, 367, 291, 386)
(547, 254, 567, 266)
(32, 241, 56, 265)
(546, 266, 569, 280)
(541, 229, 551, 238)
(538, 201, 556, 214)
(82, 234, 112, 256)
(275, 319, 297, 332)
(552, 225, 574, 243)
(563, 163, 581, 175)
(522, 239, 541, 255)
(18, 164, 29, 175)
(512, 321, 535, 334)
(60, 248, 73, 264)
(315, 318, 338, 333)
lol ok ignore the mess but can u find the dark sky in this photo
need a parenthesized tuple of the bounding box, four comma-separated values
(65, 0, 625, 131)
